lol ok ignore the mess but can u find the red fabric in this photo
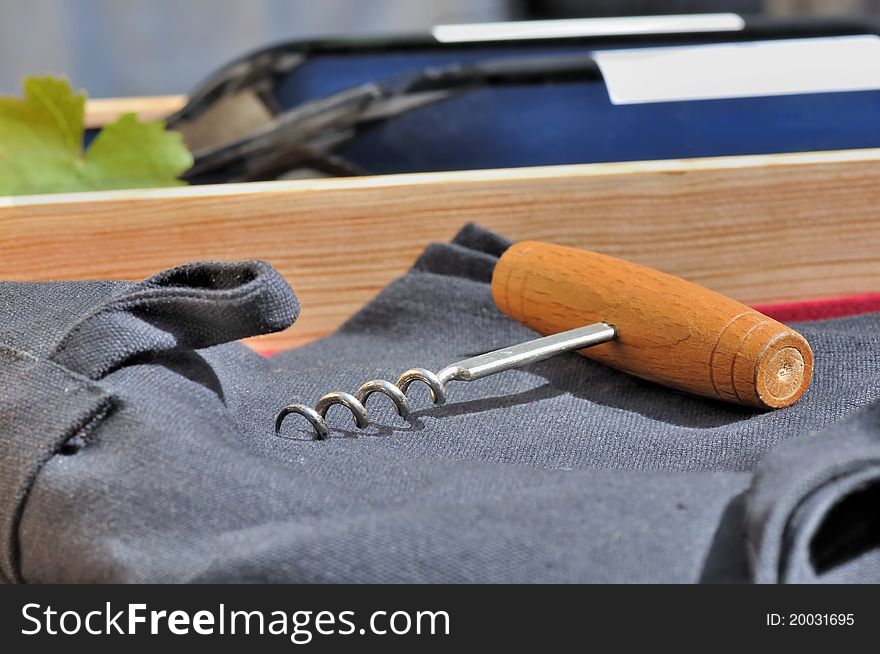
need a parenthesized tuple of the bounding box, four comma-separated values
(753, 293, 880, 323)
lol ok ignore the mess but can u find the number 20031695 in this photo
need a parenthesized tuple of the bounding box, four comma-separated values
(766, 614, 854, 627)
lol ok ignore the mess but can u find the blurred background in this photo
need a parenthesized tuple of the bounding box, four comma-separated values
(1, 0, 878, 98)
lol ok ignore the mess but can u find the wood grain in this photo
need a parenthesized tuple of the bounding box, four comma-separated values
(493, 241, 813, 408)
(2, 149, 879, 353)
(84, 95, 187, 128)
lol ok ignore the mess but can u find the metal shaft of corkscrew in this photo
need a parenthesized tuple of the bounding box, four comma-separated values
(276, 322, 617, 439)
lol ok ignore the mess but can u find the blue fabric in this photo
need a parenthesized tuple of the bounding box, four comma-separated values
(276, 47, 880, 173)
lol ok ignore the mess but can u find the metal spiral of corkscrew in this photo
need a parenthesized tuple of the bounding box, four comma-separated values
(275, 322, 616, 440)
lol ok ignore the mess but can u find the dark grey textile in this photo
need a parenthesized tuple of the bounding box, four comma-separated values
(1, 224, 878, 583)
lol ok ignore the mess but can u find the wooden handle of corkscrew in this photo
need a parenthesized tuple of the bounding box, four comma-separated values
(492, 241, 813, 409)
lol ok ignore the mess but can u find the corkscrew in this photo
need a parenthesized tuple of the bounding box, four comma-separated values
(276, 322, 617, 439)
(277, 240, 815, 440)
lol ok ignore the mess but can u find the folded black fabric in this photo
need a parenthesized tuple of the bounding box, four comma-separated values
(1, 225, 878, 583)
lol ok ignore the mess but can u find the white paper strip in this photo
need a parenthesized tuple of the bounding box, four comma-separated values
(594, 35, 880, 105)
(432, 14, 744, 43)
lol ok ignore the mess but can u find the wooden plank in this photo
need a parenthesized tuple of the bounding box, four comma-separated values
(2, 149, 879, 352)
(84, 95, 187, 128)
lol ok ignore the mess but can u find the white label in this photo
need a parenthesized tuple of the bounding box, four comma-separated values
(594, 35, 880, 104)
(432, 13, 744, 43)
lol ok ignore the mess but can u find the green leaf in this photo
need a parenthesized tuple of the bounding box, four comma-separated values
(0, 75, 192, 196)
